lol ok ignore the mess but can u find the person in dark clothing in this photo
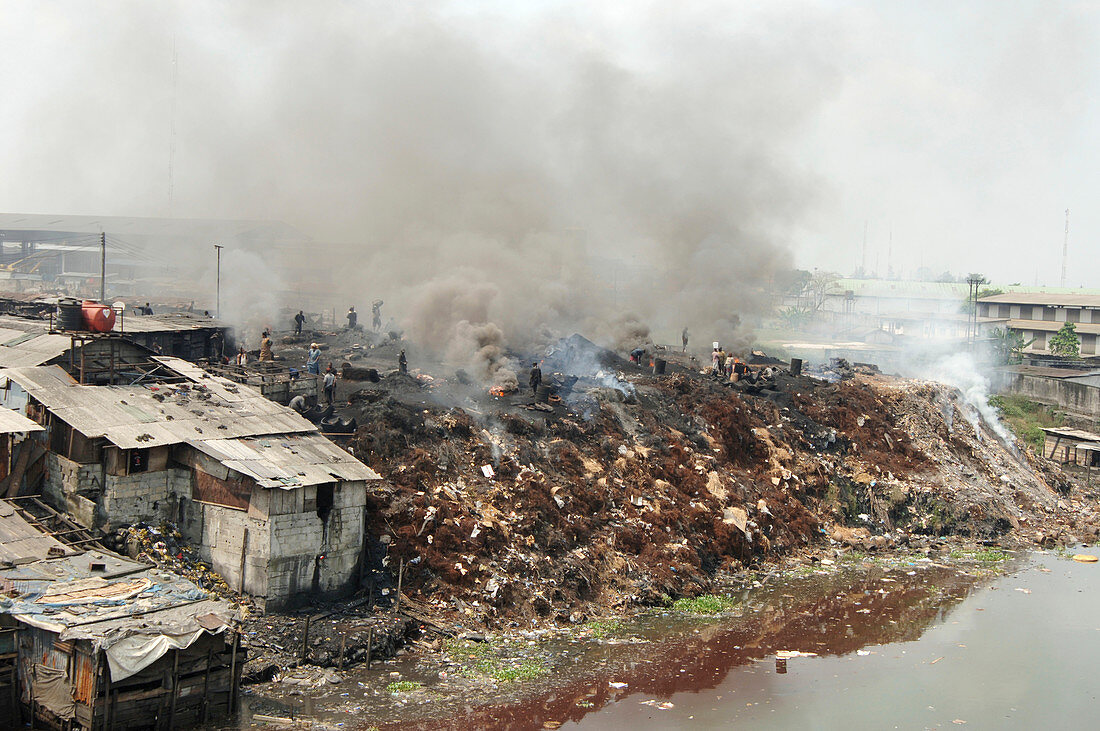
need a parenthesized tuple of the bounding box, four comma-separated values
(372, 300, 383, 330)
(294, 310, 305, 334)
(682, 327, 689, 353)
(398, 349, 408, 375)
(529, 362, 542, 393)
(323, 365, 336, 404)
(346, 306, 358, 330)
(209, 330, 224, 361)
(630, 347, 645, 364)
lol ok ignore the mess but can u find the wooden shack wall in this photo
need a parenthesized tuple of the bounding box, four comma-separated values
(17, 625, 239, 730)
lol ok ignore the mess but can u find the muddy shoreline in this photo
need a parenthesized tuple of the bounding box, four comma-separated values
(220, 538, 1030, 730)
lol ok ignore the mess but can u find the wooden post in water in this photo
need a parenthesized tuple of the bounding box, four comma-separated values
(201, 644, 213, 724)
(394, 558, 404, 614)
(228, 630, 239, 716)
(300, 615, 312, 661)
(238, 529, 250, 593)
(167, 650, 180, 728)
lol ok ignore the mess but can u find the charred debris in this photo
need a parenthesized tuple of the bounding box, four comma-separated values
(284, 327, 1089, 633)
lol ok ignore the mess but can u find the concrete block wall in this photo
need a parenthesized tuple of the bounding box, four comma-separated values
(195, 502, 271, 598)
(42, 453, 102, 526)
(264, 482, 368, 608)
(99, 469, 189, 530)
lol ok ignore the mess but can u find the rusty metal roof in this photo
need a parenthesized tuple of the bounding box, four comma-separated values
(190, 434, 380, 488)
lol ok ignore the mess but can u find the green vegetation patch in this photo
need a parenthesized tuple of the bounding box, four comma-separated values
(671, 594, 738, 614)
(950, 548, 1010, 563)
(443, 638, 549, 683)
(583, 617, 625, 638)
(988, 394, 1064, 450)
(386, 681, 422, 693)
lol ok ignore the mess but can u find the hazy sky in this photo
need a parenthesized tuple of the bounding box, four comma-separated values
(0, 0, 1097, 289)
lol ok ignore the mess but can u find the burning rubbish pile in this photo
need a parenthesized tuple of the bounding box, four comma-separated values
(337, 333, 1089, 630)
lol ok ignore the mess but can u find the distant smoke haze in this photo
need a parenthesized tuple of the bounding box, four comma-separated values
(0, 2, 847, 373)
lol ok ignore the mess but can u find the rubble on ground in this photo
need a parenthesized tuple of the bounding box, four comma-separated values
(289, 332, 1089, 631)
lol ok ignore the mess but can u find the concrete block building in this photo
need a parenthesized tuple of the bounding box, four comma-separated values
(0, 356, 379, 609)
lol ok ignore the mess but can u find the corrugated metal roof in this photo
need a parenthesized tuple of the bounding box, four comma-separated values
(0, 359, 316, 449)
(190, 434, 380, 488)
(981, 293, 1100, 307)
(0, 332, 71, 367)
(829, 279, 970, 300)
(1041, 427, 1100, 442)
(0, 503, 77, 563)
(117, 311, 225, 333)
(0, 407, 43, 434)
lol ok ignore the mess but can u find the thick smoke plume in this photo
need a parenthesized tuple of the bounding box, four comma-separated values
(0, 3, 846, 367)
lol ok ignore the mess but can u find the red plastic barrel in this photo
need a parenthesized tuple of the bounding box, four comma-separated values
(81, 300, 116, 332)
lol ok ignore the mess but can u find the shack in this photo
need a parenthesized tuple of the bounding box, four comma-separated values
(0, 356, 380, 609)
(0, 501, 241, 729)
(205, 360, 322, 406)
(0, 308, 229, 368)
(1040, 427, 1100, 466)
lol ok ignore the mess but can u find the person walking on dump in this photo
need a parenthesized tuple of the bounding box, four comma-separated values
(682, 327, 689, 353)
(398, 349, 408, 375)
(346, 306, 358, 330)
(529, 362, 542, 393)
(372, 300, 383, 330)
(259, 331, 273, 362)
(323, 365, 337, 404)
(307, 342, 321, 375)
(294, 310, 305, 335)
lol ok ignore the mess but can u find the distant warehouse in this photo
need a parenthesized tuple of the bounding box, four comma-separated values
(978, 292, 1100, 355)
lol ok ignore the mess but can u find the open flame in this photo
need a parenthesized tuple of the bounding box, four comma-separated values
(489, 385, 516, 397)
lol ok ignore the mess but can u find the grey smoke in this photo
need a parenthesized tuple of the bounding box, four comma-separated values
(0, 3, 846, 370)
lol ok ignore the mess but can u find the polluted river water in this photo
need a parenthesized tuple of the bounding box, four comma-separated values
(222, 549, 1100, 730)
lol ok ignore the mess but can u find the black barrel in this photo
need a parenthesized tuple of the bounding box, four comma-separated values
(56, 300, 83, 331)
(653, 358, 667, 375)
(536, 384, 553, 403)
(789, 358, 803, 376)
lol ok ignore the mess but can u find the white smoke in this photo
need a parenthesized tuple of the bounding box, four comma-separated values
(904, 349, 1016, 448)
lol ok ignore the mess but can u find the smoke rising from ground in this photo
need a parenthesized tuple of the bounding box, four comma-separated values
(0, 2, 847, 371)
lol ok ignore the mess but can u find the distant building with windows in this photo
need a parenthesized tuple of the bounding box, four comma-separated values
(978, 293, 1100, 355)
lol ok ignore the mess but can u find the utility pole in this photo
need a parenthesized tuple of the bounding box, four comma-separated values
(966, 273, 987, 348)
(214, 244, 224, 319)
(1061, 209, 1070, 289)
(99, 232, 106, 302)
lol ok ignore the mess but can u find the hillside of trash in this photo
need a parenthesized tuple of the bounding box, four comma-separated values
(295, 333, 1094, 631)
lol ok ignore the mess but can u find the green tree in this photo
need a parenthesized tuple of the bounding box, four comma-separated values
(990, 327, 1034, 364)
(1049, 322, 1080, 357)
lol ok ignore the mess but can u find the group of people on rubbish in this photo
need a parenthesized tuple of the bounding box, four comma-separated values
(711, 344, 748, 381)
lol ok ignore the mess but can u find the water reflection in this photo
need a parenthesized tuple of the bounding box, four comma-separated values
(382, 560, 1000, 730)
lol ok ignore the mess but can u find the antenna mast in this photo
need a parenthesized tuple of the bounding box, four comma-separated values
(1060, 209, 1070, 288)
